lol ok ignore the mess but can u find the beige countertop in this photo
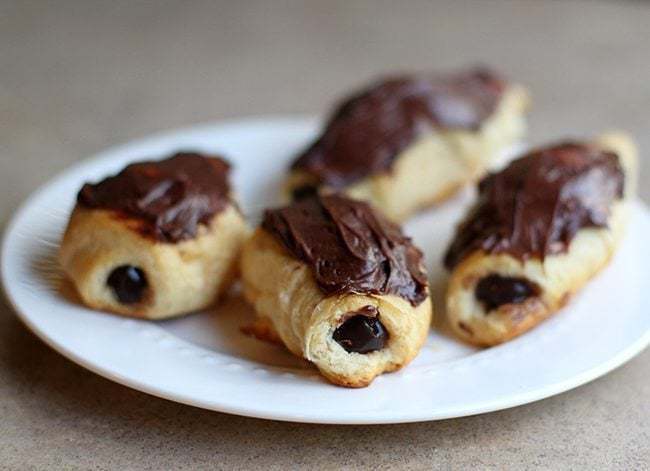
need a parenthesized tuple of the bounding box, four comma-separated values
(1, 1, 649, 469)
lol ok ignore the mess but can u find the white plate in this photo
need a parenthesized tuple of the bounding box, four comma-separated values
(2, 116, 650, 424)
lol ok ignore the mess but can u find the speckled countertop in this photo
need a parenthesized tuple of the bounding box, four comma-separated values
(1, 1, 649, 469)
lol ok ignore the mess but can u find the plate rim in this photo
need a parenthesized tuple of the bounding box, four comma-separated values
(3, 115, 650, 424)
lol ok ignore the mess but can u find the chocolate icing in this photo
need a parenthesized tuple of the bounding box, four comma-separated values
(78, 153, 231, 243)
(291, 67, 506, 188)
(444, 142, 624, 269)
(262, 195, 428, 306)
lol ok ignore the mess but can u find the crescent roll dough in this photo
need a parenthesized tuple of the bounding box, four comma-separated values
(60, 205, 247, 319)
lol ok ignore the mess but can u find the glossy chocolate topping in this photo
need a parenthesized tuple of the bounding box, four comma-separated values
(262, 195, 428, 306)
(78, 153, 231, 242)
(291, 67, 506, 188)
(444, 142, 624, 269)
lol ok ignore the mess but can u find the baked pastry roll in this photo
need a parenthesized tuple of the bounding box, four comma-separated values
(287, 66, 530, 221)
(443, 132, 637, 346)
(240, 194, 432, 387)
(60, 152, 248, 319)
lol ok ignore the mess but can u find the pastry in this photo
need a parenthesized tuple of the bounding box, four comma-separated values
(286, 66, 530, 221)
(443, 132, 638, 346)
(59, 152, 248, 319)
(240, 194, 432, 387)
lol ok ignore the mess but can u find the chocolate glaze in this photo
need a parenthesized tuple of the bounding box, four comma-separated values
(444, 142, 624, 269)
(291, 67, 506, 188)
(333, 306, 388, 354)
(78, 153, 231, 243)
(262, 194, 428, 306)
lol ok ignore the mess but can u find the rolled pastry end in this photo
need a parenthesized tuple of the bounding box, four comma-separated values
(241, 229, 432, 387)
(59, 204, 248, 319)
(446, 132, 637, 346)
(447, 252, 567, 347)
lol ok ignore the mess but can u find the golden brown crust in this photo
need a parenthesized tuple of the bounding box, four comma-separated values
(240, 317, 284, 346)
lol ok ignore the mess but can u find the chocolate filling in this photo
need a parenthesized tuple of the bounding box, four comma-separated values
(107, 265, 148, 304)
(291, 184, 318, 201)
(262, 194, 428, 306)
(78, 153, 232, 243)
(291, 67, 506, 188)
(444, 142, 624, 269)
(475, 274, 539, 312)
(333, 306, 388, 354)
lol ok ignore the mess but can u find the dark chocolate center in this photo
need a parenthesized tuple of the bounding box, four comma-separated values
(107, 265, 148, 304)
(475, 274, 539, 312)
(333, 308, 388, 354)
(291, 185, 318, 201)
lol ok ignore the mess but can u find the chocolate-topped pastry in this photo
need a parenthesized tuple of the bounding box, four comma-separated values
(60, 152, 248, 320)
(444, 143, 624, 269)
(78, 153, 231, 242)
(444, 133, 637, 347)
(287, 66, 530, 221)
(240, 194, 432, 387)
